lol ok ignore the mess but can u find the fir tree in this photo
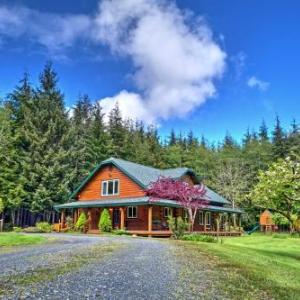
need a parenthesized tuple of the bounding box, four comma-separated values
(108, 102, 125, 157)
(243, 128, 252, 146)
(272, 116, 287, 159)
(287, 119, 300, 156)
(0, 105, 25, 224)
(169, 129, 177, 146)
(258, 120, 269, 142)
(21, 63, 72, 214)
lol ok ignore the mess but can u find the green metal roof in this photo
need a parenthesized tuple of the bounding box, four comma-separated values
(55, 197, 150, 210)
(205, 187, 230, 205)
(70, 157, 200, 199)
(55, 196, 242, 214)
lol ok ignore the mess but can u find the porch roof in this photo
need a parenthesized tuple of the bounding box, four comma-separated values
(54, 197, 242, 214)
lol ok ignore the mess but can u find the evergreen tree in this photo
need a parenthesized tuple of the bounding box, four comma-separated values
(88, 102, 111, 163)
(108, 103, 125, 157)
(223, 131, 236, 149)
(0, 104, 26, 224)
(69, 94, 94, 188)
(243, 128, 252, 146)
(21, 63, 72, 214)
(200, 135, 206, 148)
(272, 116, 287, 159)
(258, 120, 269, 142)
(287, 119, 300, 156)
(169, 129, 177, 146)
(99, 209, 112, 232)
(7, 72, 33, 125)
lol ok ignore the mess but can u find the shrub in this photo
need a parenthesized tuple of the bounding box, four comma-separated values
(75, 212, 87, 231)
(36, 222, 52, 233)
(113, 229, 130, 235)
(13, 227, 22, 233)
(23, 227, 43, 233)
(3, 222, 13, 232)
(98, 209, 112, 232)
(66, 216, 74, 230)
(168, 215, 189, 239)
(181, 233, 218, 243)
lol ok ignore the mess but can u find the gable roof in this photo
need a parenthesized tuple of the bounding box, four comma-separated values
(70, 157, 200, 199)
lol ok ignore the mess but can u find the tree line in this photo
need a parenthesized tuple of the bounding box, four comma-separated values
(0, 63, 299, 228)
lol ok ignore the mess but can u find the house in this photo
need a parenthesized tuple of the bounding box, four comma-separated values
(55, 157, 242, 236)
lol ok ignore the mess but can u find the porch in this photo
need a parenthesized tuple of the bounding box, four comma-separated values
(55, 197, 243, 237)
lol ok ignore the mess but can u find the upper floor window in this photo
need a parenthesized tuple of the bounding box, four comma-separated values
(101, 179, 119, 196)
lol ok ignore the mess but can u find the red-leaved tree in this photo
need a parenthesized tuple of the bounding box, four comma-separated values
(146, 177, 208, 231)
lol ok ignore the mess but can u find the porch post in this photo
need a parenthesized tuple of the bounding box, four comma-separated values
(120, 207, 125, 230)
(239, 214, 242, 231)
(61, 209, 66, 229)
(87, 208, 92, 231)
(73, 209, 78, 225)
(204, 212, 207, 232)
(148, 206, 153, 235)
(216, 213, 220, 236)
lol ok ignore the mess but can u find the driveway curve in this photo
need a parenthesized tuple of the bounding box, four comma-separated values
(0, 234, 219, 300)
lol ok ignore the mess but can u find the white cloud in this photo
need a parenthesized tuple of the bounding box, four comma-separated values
(0, 0, 226, 124)
(94, 0, 226, 123)
(0, 5, 92, 58)
(247, 76, 270, 91)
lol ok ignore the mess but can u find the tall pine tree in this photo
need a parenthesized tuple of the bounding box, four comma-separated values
(21, 63, 72, 215)
(272, 116, 287, 160)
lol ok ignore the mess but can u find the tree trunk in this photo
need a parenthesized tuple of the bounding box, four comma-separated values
(11, 210, 16, 226)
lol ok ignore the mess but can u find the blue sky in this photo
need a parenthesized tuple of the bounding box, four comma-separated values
(0, 0, 299, 143)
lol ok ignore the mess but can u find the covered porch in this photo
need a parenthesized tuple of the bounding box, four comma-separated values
(55, 197, 243, 237)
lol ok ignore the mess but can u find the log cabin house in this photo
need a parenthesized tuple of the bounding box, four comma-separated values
(55, 157, 242, 236)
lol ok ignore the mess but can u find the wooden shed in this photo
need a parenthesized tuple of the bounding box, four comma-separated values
(260, 209, 276, 232)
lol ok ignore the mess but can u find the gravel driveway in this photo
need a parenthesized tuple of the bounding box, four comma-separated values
(0, 234, 219, 300)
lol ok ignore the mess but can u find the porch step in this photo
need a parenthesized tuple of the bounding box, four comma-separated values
(87, 229, 100, 234)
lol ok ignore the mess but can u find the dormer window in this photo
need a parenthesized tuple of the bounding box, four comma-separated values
(102, 179, 119, 196)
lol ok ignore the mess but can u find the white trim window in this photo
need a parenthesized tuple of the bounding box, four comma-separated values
(101, 179, 119, 196)
(164, 207, 173, 218)
(127, 206, 138, 218)
(206, 212, 211, 225)
(199, 211, 204, 225)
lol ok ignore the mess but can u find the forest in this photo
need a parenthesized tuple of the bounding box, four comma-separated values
(0, 63, 299, 229)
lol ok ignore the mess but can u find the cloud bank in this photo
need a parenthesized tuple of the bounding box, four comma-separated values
(0, 0, 226, 124)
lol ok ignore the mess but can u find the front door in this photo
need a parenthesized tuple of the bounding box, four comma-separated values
(113, 208, 120, 229)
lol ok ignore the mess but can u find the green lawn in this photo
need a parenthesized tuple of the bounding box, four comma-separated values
(0, 233, 47, 247)
(196, 233, 300, 299)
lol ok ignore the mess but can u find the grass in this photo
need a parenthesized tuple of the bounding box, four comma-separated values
(183, 233, 300, 299)
(0, 232, 47, 247)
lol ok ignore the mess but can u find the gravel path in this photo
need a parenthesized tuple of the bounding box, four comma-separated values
(0, 234, 216, 300)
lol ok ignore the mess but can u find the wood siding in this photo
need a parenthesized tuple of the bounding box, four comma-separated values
(182, 175, 195, 185)
(77, 165, 145, 201)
